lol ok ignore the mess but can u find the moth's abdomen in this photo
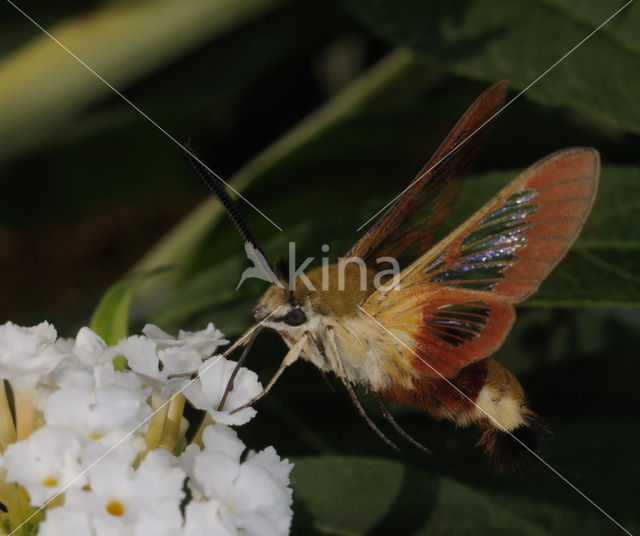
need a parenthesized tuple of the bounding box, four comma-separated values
(381, 358, 488, 422)
(473, 360, 548, 471)
(381, 358, 547, 471)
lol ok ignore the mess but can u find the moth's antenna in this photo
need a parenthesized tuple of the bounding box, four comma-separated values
(184, 145, 281, 286)
(184, 145, 264, 255)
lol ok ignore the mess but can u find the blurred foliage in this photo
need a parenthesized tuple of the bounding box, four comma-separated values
(90, 267, 167, 347)
(291, 456, 620, 535)
(0, 0, 638, 534)
(345, 0, 640, 133)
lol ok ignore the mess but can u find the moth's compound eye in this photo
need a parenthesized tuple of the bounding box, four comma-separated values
(283, 308, 306, 326)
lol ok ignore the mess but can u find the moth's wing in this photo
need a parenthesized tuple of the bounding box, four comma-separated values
(346, 80, 508, 269)
(369, 287, 516, 378)
(402, 147, 600, 302)
(363, 148, 600, 378)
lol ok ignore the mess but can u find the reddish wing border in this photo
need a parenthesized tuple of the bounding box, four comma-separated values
(364, 148, 599, 378)
(373, 288, 515, 378)
(407, 148, 600, 303)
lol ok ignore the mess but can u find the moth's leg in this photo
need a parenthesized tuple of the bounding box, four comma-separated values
(374, 393, 431, 454)
(217, 324, 264, 411)
(229, 333, 308, 414)
(317, 369, 335, 392)
(325, 327, 399, 452)
(166, 371, 198, 380)
(222, 322, 265, 358)
(168, 322, 262, 380)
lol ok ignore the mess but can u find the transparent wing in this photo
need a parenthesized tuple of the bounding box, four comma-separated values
(363, 148, 599, 378)
(347, 81, 508, 269)
(400, 148, 600, 302)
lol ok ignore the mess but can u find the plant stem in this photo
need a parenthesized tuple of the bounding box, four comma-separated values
(191, 413, 214, 449)
(159, 393, 186, 453)
(0, 382, 16, 450)
(145, 393, 169, 451)
(13, 388, 34, 441)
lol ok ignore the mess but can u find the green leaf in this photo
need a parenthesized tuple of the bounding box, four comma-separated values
(290, 456, 617, 535)
(343, 0, 640, 134)
(91, 269, 167, 349)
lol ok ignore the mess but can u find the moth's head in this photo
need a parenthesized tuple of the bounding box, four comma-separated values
(252, 283, 312, 336)
(252, 259, 315, 335)
(253, 263, 374, 336)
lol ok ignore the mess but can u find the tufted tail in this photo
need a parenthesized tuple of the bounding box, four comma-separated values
(477, 407, 549, 472)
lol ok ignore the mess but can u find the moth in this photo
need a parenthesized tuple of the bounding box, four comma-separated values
(188, 81, 599, 471)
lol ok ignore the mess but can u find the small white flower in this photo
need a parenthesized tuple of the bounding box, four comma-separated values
(158, 346, 204, 380)
(245, 446, 294, 489)
(105, 335, 202, 398)
(46, 362, 94, 391)
(93, 362, 147, 392)
(191, 450, 241, 514)
(0, 321, 66, 389)
(187, 425, 293, 536)
(53, 336, 75, 354)
(43, 383, 152, 446)
(182, 357, 262, 425)
(110, 336, 159, 379)
(38, 507, 92, 536)
(227, 450, 293, 536)
(177, 323, 228, 359)
(143, 323, 228, 360)
(42, 328, 107, 396)
(61, 448, 185, 536)
(140, 324, 182, 350)
(0, 321, 294, 536)
(182, 500, 236, 536)
(3, 425, 86, 506)
(71, 328, 107, 367)
(177, 424, 245, 500)
(203, 422, 246, 460)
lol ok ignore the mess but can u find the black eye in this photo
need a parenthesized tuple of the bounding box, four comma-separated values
(283, 308, 306, 326)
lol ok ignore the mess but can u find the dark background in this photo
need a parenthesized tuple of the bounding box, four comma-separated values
(0, 1, 638, 534)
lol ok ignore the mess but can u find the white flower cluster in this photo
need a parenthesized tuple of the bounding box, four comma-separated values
(0, 321, 293, 536)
